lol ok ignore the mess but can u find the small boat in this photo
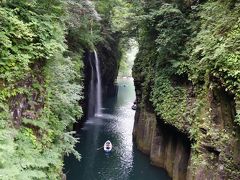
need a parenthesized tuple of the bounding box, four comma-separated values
(104, 140, 112, 152)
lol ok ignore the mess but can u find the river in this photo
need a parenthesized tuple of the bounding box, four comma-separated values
(64, 78, 170, 180)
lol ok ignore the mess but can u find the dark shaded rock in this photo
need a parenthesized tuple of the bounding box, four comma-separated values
(133, 100, 191, 180)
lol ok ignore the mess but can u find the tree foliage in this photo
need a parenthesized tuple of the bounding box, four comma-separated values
(0, 0, 92, 178)
(131, 0, 240, 177)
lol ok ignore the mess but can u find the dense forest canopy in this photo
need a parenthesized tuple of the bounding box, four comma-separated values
(0, 0, 240, 179)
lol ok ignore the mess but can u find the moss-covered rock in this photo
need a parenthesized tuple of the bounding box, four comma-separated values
(132, 0, 240, 179)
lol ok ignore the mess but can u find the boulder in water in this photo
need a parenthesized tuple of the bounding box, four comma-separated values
(131, 104, 137, 110)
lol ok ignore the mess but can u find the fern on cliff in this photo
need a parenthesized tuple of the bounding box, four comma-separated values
(179, 1, 240, 95)
(131, 0, 240, 178)
(0, 0, 84, 178)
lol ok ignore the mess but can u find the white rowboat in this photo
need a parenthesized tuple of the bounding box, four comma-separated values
(104, 140, 112, 152)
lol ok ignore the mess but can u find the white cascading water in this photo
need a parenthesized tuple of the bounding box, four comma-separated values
(87, 50, 102, 118)
(93, 50, 102, 116)
(88, 52, 95, 118)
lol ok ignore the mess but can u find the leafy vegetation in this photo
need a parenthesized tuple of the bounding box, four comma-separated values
(0, 0, 99, 178)
(1, 0, 239, 179)
(131, 0, 240, 178)
(0, 0, 128, 178)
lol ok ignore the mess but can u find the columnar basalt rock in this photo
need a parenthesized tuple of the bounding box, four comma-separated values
(133, 74, 240, 179)
(133, 96, 191, 179)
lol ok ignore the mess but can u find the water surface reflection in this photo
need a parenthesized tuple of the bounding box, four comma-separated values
(64, 78, 170, 180)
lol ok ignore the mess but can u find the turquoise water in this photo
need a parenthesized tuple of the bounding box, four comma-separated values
(64, 78, 170, 180)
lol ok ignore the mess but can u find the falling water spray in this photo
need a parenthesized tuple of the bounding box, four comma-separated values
(87, 49, 102, 118)
(93, 50, 102, 116)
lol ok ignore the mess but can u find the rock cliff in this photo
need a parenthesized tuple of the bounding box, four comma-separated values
(133, 74, 240, 179)
(132, 0, 240, 179)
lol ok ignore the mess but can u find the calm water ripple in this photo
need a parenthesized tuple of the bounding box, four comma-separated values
(64, 78, 170, 180)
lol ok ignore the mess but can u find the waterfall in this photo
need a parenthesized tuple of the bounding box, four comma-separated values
(87, 50, 102, 118)
(93, 50, 102, 116)
(87, 53, 95, 117)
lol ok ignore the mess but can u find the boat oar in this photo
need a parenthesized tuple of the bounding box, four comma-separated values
(97, 146, 103, 150)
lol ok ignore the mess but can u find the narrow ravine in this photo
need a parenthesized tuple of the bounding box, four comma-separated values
(64, 78, 170, 180)
(2, 1, 239, 179)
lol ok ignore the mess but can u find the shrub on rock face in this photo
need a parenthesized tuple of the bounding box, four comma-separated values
(131, 0, 240, 178)
(0, 0, 84, 178)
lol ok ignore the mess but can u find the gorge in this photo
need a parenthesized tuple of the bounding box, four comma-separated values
(0, 0, 239, 180)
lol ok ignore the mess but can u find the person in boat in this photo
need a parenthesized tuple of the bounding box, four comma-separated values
(104, 140, 112, 151)
(98, 141, 112, 152)
(106, 141, 111, 149)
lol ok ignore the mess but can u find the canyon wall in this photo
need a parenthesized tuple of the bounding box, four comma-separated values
(132, 0, 240, 179)
(133, 92, 190, 180)
(133, 74, 240, 179)
(0, 1, 97, 178)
